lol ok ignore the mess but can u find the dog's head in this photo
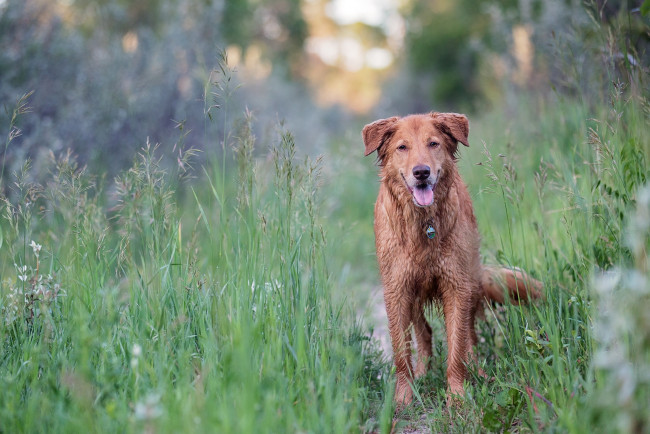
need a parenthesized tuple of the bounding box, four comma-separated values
(362, 112, 469, 207)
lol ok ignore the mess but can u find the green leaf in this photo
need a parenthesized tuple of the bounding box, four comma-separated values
(641, 0, 650, 16)
(508, 387, 522, 406)
(496, 390, 510, 407)
(482, 407, 502, 431)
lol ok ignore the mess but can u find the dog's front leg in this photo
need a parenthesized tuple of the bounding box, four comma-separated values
(412, 301, 432, 378)
(441, 280, 474, 399)
(384, 288, 415, 407)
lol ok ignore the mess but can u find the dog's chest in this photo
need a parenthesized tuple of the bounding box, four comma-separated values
(408, 238, 450, 294)
(375, 215, 450, 288)
(374, 194, 481, 298)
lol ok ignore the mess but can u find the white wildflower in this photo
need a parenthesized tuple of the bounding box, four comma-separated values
(30, 240, 42, 257)
(131, 343, 142, 369)
(134, 393, 163, 420)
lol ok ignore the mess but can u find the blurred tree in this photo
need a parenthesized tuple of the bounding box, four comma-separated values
(401, 0, 648, 108)
(402, 0, 523, 108)
(0, 0, 226, 182)
(222, 0, 308, 74)
(0, 0, 336, 188)
(70, 0, 169, 35)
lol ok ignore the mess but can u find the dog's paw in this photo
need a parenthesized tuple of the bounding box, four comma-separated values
(394, 380, 414, 411)
(445, 383, 466, 408)
(445, 392, 465, 409)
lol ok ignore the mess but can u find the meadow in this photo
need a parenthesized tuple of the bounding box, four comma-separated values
(1, 8, 649, 434)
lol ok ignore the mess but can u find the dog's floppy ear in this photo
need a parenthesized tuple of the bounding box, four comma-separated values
(431, 112, 469, 147)
(362, 116, 399, 156)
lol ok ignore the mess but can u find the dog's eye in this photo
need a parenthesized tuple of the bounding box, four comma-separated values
(397, 144, 407, 151)
(428, 141, 439, 148)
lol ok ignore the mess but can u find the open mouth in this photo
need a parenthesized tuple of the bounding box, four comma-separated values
(401, 173, 437, 207)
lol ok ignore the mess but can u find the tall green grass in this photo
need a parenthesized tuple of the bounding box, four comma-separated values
(0, 90, 385, 432)
(464, 91, 648, 432)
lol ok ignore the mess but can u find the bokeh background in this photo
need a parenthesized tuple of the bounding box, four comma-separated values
(2, 0, 646, 175)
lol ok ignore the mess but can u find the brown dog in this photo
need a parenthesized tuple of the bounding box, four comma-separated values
(362, 112, 542, 407)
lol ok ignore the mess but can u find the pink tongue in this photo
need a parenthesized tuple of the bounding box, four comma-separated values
(413, 185, 434, 206)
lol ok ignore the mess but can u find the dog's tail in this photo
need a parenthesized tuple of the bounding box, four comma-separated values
(480, 266, 543, 304)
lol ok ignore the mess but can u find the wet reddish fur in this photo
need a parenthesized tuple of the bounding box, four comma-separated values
(362, 113, 542, 407)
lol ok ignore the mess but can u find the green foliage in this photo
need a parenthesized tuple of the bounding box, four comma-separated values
(643, 0, 650, 16)
(586, 186, 650, 432)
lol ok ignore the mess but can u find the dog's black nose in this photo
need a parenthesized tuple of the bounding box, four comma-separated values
(412, 165, 430, 181)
